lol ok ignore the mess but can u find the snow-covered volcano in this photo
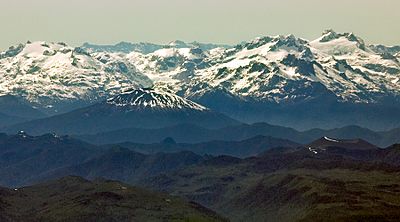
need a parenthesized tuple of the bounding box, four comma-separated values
(4, 88, 239, 135)
(106, 88, 207, 111)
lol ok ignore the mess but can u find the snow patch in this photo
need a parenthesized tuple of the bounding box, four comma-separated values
(308, 147, 318, 154)
(324, 136, 340, 142)
(107, 88, 208, 111)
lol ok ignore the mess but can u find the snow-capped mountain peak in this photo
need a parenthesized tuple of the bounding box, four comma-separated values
(1, 31, 399, 116)
(311, 30, 367, 54)
(167, 40, 189, 48)
(106, 88, 208, 111)
(318, 30, 364, 44)
(0, 41, 152, 113)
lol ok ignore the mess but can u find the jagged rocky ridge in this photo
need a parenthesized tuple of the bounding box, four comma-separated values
(0, 31, 399, 129)
(0, 41, 152, 114)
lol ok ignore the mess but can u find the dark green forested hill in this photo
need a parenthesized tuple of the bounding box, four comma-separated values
(0, 176, 227, 222)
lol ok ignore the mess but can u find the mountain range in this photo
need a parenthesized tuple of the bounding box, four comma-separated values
(0, 132, 301, 187)
(0, 41, 152, 114)
(78, 123, 400, 148)
(142, 140, 400, 222)
(0, 131, 202, 187)
(1, 130, 399, 188)
(82, 40, 231, 54)
(1, 131, 400, 221)
(0, 30, 399, 130)
(116, 135, 299, 158)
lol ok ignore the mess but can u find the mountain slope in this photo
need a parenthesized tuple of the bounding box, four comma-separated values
(0, 112, 26, 128)
(0, 132, 101, 187)
(175, 32, 399, 129)
(0, 95, 46, 128)
(307, 136, 378, 150)
(38, 148, 205, 185)
(78, 123, 400, 148)
(1, 130, 400, 221)
(118, 135, 300, 158)
(0, 41, 152, 114)
(172, 31, 400, 104)
(0, 132, 206, 187)
(142, 142, 400, 222)
(4, 88, 239, 135)
(0, 176, 226, 222)
(0, 95, 45, 119)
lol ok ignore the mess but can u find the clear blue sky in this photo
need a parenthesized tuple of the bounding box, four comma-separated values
(0, 0, 399, 49)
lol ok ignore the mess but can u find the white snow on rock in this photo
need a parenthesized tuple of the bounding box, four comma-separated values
(0, 41, 152, 108)
(323, 136, 340, 143)
(308, 147, 318, 154)
(1, 31, 399, 110)
(107, 88, 208, 111)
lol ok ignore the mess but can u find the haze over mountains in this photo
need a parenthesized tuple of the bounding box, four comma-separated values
(0, 131, 208, 187)
(0, 95, 45, 127)
(0, 30, 400, 221)
(76, 123, 400, 148)
(1, 131, 400, 221)
(143, 142, 400, 222)
(0, 30, 399, 130)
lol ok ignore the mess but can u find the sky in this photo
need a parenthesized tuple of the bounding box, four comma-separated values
(0, 0, 399, 50)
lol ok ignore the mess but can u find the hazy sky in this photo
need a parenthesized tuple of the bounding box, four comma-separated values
(0, 0, 399, 49)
